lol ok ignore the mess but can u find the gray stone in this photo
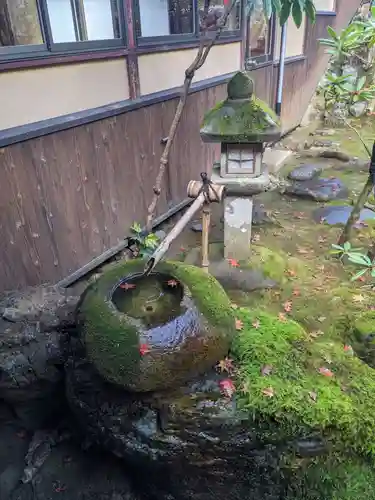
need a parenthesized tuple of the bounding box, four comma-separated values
(208, 261, 276, 291)
(313, 129, 336, 136)
(285, 177, 349, 202)
(0, 286, 79, 331)
(65, 356, 309, 500)
(349, 101, 368, 118)
(287, 164, 323, 181)
(190, 221, 203, 233)
(313, 205, 375, 226)
(154, 230, 167, 241)
(224, 197, 253, 261)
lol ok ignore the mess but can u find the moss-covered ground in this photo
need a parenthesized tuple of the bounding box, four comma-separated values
(163, 118, 375, 498)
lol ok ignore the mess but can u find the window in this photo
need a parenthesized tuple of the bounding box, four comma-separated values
(244, 0, 273, 68)
(0, 0, 45, 53)
(198, 0, 241, 33)
(135, 0, 195, 40)
(45, 0, 121, 43)
(0, 0, 124, 60)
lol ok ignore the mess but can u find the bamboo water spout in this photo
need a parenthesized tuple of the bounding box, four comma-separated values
(144, 175, 225, 276)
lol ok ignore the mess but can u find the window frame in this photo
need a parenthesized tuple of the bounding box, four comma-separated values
(133, 0, 243, 48)
(244, 8, 275, 70)
(0, 0, 127, 61)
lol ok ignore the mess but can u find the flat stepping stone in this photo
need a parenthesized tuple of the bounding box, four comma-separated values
(313, 205, 375, 225)
(285, 177, 348, 202)
(288, 164, 323, 181)
(208, 261, 276, 291)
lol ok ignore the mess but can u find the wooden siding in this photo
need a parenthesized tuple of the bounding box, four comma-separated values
(0, 86, 225, 292)
(0, 0, 362, 292)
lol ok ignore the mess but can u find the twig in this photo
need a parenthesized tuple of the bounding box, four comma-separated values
(145, 0, 237, 231)
(340, 116, 372, 157)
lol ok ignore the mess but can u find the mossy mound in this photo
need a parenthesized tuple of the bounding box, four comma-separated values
(232, 308, 375, 457)
(249, 245, 309, 283)
(78, 259, 236, 392)
(287, 455, 375, 499)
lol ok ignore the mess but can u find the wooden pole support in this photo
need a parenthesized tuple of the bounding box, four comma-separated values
(201, 204, 211, 273)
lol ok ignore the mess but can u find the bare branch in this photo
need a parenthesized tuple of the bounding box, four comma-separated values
(145, 0, 238, 231)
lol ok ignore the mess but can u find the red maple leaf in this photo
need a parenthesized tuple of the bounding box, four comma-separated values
(283, 301, 293, 313)
(216, 357, 235, 374)
(139, 344, 150, 356)
(318, 367, 334, 377)
(286, 269, 297, 277)
(219, 379, 236, 398)
(167, 279, 179, 287)
(292, 289, 300, 297)
(120, 283, 136, 290)
(228, 258, 240, 268)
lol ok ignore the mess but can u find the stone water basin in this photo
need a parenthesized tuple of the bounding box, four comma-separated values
(77, 259, 236, 392)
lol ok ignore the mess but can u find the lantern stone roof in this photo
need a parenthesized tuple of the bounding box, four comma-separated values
(200, 71, 281, 144)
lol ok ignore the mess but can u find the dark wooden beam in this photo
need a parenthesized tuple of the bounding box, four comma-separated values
(124, 0, 140, 99)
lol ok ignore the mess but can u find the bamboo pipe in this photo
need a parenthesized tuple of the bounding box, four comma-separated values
(144, 178, 224, 275)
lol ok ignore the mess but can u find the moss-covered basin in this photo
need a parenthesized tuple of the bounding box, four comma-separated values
(77, 259, 236, 392)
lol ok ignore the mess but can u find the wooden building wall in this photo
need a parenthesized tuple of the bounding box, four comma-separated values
(0, 0, 362, 292)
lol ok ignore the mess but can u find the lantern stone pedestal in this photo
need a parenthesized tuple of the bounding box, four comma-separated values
(200, 71, 281, 262)
(211, 163, 270, 260)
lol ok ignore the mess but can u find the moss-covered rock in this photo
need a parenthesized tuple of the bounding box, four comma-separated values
(249, 245, 309, 283)
(286, 454, 375, 499)
(78, 259, 236, 392)
(232, 308, 375, 457)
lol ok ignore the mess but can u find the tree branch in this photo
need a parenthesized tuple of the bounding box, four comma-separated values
(145, 0, 237, 231)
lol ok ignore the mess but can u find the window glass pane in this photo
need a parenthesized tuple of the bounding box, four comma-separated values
(198, 0, 241, 32)
(46, 0, 77, 42)
(137, 0, 194, 38)
(82, 0, 120, 39)
(46, 0, 120, 43)
(246, 1, 270, 59)
(0, 0, 43, 47)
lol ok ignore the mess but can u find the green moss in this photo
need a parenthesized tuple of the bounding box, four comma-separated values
(287, 455, 375, 499)
(200, 95, 280, 143)
(232, 308, 375, 457)
(79, 259, 236, 389)
(248, 245, 309, 283)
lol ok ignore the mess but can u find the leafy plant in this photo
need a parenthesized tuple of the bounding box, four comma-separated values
(130, 222, 160, 258)
(320, 73, 353, 111)
(245, 0, 316, 27)
(319, 25, 363, 67)
(352, 6, 375, 49)
(344, 76, 375, 104)
(331, 242, 375, 282)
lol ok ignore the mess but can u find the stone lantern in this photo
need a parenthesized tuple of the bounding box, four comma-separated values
(200, 71, 281, 261)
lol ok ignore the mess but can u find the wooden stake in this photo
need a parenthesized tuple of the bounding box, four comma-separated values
(201, 204, 211, 273)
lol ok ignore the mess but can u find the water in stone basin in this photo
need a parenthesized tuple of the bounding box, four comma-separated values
(111, 272, 185, 329)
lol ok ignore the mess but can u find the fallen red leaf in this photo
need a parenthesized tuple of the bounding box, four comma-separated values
(167, 279, 179, 287)
(283, 301, 293, 313)
(228, 258, 240, 268)
(262, 387, 275, 397)
(216, 357, 235, 374)
(292, 289, 300, 297)
(219, 379, 236, 398)
(318, 367, 334, 377)
(180, 246, 187, 252)
(235, 318, 244, 330)
(286, 269, 297, 277)
(120, 283, 136, 290)
(139, 344, 151, 356)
